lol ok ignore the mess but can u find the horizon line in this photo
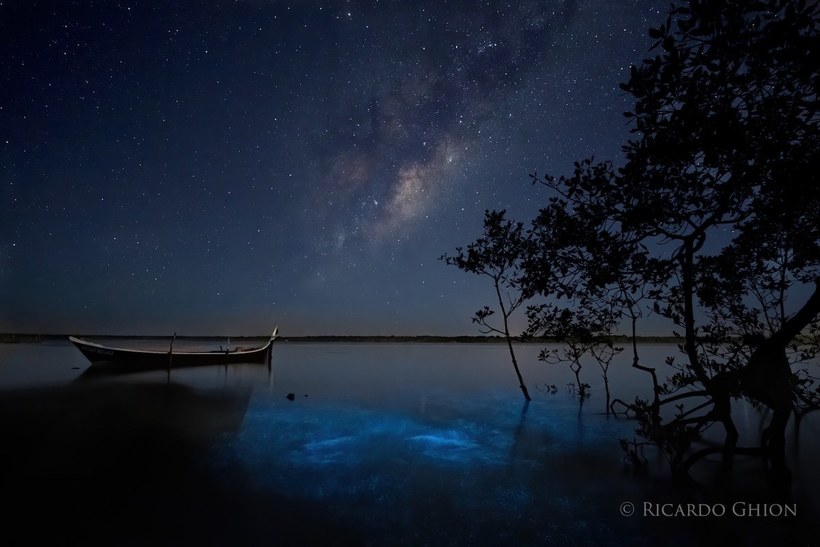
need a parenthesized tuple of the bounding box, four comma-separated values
(1, 332, 684, 343)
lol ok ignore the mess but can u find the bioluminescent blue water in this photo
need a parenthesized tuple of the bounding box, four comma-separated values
(1, 340, 817, 545)
(207, 393, 641, 545)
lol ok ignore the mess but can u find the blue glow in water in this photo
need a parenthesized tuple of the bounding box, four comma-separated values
(409, 432, 478, 460)
(204, 390, 655, 546)
(4, 341, 817, 545)
(198, 344, 819, 545)
(230, 397, 517, 479)
(302, 435, 360, 464)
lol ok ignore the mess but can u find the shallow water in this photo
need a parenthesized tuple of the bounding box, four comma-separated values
(0, 340, 817, 545)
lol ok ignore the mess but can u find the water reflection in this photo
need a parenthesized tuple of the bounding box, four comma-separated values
(0, 340, 817, 545)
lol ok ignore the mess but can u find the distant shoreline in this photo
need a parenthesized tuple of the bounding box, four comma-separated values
(0, 333, 684, 344)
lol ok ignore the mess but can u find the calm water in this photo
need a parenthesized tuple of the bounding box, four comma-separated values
(0, 340, 817, 546)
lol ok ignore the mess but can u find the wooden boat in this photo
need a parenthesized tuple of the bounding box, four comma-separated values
(69, 328, 278, 373)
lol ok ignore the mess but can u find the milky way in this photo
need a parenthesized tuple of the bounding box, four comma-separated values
(310, 1, 579, 248)
(1, 1, 667, 335)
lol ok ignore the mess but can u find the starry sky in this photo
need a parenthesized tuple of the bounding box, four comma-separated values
(1, 0, 668, 336)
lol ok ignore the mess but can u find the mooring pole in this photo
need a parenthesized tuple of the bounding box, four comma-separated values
(168, 332, 177, 383)
(267, 327, 277, 389)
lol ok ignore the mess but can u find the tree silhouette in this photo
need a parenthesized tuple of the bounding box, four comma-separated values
(441, 210, 532, 401)
(447, 0, 819, 482)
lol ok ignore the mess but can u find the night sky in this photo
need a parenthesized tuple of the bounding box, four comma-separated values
(1, 1, 667, 336)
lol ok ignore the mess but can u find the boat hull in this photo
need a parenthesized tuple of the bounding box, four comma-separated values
(69, 334, 275, 373)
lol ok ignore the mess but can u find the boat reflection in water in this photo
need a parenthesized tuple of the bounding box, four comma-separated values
(0, 379, 257, 544)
